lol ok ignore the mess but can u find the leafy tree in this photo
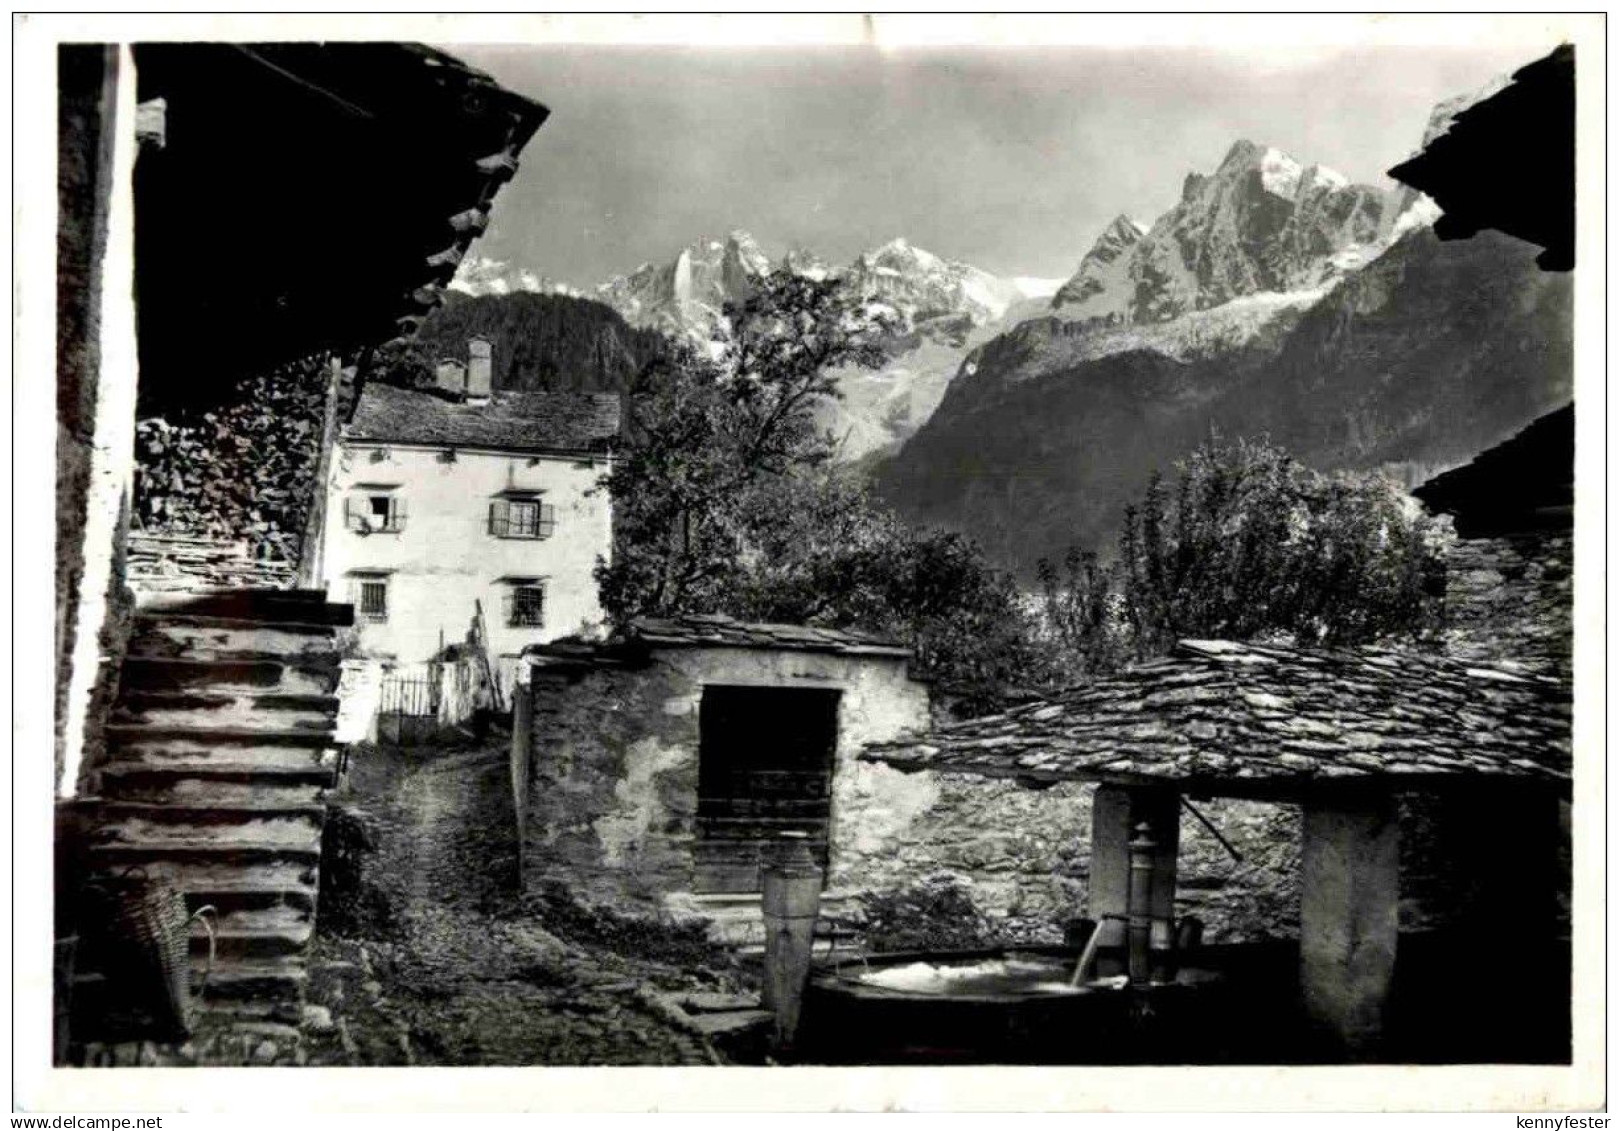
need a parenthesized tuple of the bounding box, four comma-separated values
(367, 338, 437, 390)
(730, 470, 1053, 704)
(1036, 547, 1130, 677)
(596, 271, 892, 617)
(1039, 437, 1451, 671)
(596, 272, 1047, 707)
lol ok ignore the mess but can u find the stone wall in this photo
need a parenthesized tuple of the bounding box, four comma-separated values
(1443, 533, 1572, 673)
(521, 645, 933, 912)
(837, 774, 1304, 944)
(55, 46, 119, 788)
(523, 656, 695, 908)
(517, 646, 1309, 943)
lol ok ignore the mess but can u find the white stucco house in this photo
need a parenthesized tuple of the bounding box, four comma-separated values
(319, 340, 620, 717)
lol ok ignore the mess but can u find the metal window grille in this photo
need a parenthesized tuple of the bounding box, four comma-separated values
(488, 498, 556, 539)
(358, 579, 388, 622)
(506, 584, 545, 627)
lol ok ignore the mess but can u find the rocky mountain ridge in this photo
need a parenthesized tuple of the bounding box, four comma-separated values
(1051, 141, 1405, 331)
(876, 226, 1573, 574)
(585, 231, 1062, 458)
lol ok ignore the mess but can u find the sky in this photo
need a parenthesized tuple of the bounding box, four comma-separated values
(451, 41, 1549, 288)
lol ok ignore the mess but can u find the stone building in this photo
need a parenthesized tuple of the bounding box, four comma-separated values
(317, 353, 620, 694)
(1414, 402, 1574, 675)
(514, 615, 1328, 946)
(515, 615, 936, 939)
(864, 638, 1572, 1058)
(51, 42, 548, 1064)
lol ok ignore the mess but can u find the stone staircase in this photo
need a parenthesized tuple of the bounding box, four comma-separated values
(79, 589, 351, 1032)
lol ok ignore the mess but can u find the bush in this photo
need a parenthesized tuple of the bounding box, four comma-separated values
(1039, 437, 1452, 673)
(317, 804, 396, 939)
(858, 873, 998, 953)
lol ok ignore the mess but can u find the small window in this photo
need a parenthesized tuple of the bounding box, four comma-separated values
(489, 497, 556, 540)
(504, 583, 545, 628)
(356, 578, 389, 623)
(346, 493, 406, 533)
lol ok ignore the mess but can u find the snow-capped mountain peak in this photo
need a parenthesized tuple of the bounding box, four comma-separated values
(448, 255, 582, 298)
(1052, 140, 1401, 326)
(783, 247, 831, 281)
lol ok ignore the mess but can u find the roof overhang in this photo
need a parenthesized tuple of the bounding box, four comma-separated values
(130, 42, 548, 410)
(862, 639, 1572, 800)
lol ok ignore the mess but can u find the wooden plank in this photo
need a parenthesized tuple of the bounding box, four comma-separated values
(695, 798, 829, 818)
(696, 818, 828, 837)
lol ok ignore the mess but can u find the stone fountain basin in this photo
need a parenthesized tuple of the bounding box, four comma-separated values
(798, 945, 1230, 1064)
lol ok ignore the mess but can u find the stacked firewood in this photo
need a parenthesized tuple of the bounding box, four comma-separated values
(134, 354, 332, 564)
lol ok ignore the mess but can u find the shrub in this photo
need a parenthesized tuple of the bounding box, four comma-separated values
(317, 804, 395, 939)
(1038, 437, 1452, 673)
(858, 873, 997, 953)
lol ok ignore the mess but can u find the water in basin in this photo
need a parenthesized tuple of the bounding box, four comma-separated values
(852, 954, 1092, 996)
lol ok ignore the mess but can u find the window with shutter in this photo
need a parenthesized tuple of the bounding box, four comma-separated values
(350, 493, 404, 533)
(489, 496, 554, 540)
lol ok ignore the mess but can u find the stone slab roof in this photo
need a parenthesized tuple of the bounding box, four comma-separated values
(344, 385, 621, 455)
(628, 614, 910, 657)
(529, 614, 910, 665)
(862, 639, 1571, 798)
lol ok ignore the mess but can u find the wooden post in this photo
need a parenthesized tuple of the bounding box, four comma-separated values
(1300, 792, 1400, 1054)
(510, 671, 532, 882)
(760, 832, 823, 1053)
(295, 355, 344, 589)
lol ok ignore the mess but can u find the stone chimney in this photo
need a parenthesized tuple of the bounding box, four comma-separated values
(467, 337, 493, 404)
(435, 360, 466, 396)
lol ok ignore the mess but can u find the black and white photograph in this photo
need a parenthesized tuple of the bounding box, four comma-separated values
(14, 11, 1604, 1114)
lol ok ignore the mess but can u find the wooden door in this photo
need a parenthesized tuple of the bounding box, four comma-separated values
(693, 685, 840, 894)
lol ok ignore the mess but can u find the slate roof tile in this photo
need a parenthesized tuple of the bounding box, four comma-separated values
(862, 639, 1571, 795)
(530, 613, 910, 662)
(345, 385, 621, 454)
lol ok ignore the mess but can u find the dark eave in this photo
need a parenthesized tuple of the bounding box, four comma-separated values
(1388, 43, 1574, 272)
(1413, 403, 1574, 539)
(130, 42, 548, 410)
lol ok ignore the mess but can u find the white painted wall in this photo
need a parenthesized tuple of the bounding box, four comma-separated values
(60, 46, 140, 797)
(320, 440, 612, 676)
(334, 658, 382, 744)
